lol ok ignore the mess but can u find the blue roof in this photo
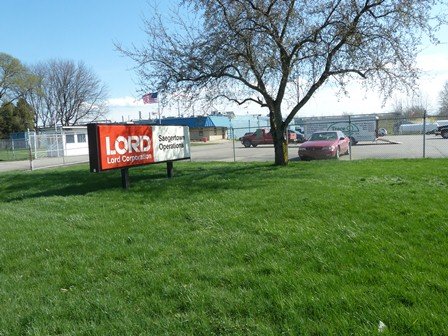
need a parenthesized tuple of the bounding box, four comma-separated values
(153, 116, 231, 128)
(135, 115, 271, 134)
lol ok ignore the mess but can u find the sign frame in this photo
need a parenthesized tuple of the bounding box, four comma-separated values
(87, 123, 190, 187)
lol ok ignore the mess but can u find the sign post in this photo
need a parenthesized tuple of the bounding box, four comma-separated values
(88, 124, 190, 188)
(121, 168, 130, 189)
(166, 161, 173, 178)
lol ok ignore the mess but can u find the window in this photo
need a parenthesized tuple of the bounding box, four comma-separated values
(77, 134, 86, 143)
(66, 134, 75, 143)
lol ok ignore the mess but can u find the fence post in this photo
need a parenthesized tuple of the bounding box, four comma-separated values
(27, 130, 33, 170)
(422, 110, 426, 158)
(10, 135, 16, 160)
(56, 129, 60, 158)
(232, 127, 236, 162)
(348, 115, 352, 160)
(61, 132, 66, 165)
(33, 131, 37, 159)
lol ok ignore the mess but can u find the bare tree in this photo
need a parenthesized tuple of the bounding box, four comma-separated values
(438, 81, 448, 117)
(120, 0, 446, 165)
(404, 105, 427, 119)
(29, 60, 108, 127)
(390, 91, 429, 119)
(50, 60, 108, 126)
(26, 64, 50, 130)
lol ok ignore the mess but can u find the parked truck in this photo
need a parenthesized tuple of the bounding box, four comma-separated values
(433, 122, 448, 138)
(240, 128, 297, 147)
(294, 115, 379, 144)
(426, 120, 448, 138)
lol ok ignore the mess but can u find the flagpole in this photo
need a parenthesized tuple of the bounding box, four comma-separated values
(158, 92, 161, 124)
(142, 92, 159, 122)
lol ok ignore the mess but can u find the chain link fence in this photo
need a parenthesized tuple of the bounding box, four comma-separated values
(0, 130, 89, 171)
(191, 114, 448, 162)
(0, 138, 30, 161)
(1, 115, 447, 171)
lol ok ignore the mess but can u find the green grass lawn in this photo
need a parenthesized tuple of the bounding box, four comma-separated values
(0, 148, 30, 161)
(0, 159, 447, 335)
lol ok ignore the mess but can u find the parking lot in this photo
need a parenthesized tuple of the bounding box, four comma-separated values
(0, 135, 447, 172)
(191, 135, 448, 162)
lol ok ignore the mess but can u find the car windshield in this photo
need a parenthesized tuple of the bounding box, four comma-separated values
(309, 132, 338, 141)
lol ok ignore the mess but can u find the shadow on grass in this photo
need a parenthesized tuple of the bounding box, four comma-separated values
(0, 162, 288, 203)
(0, 167, 120, 202)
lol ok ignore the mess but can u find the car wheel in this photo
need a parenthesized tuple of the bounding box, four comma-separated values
(243, 140, 251, 148)
(252, 143, 258, 147)
(335, 147, 340, 159)
(442, 129, 448, 139)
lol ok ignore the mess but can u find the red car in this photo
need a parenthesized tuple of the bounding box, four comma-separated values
(240, 128, 296, 147)
(298, 131, 350, 160)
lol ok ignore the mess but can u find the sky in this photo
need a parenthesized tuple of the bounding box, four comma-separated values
(1, 0, 448, 122)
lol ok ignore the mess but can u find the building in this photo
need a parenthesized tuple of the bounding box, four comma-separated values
(136, 116, 231, 141)
(137, 114, 273, 141)
(38, 126, 89, 157)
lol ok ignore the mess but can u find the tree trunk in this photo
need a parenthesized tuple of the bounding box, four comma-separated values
(270, 106, 289, 166)
(273, 134, 288, 165)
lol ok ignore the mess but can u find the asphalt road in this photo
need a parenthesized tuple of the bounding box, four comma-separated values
(1, 135, 447, 172)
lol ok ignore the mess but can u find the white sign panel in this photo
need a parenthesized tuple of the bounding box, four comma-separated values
(153, 126, 191, 162)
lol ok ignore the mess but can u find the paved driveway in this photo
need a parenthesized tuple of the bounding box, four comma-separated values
(0, 156, 89, 172)
(0, 160, 30, 172)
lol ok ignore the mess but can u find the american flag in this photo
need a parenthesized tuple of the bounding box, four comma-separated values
(142, 92, 158, 104)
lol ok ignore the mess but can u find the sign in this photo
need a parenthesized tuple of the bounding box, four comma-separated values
(327, 122, 360, 134)
(88, 124, 190, 172)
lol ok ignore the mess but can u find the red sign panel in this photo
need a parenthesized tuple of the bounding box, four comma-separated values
(95, 124, 155, 171)
(88, 123, 190, 172)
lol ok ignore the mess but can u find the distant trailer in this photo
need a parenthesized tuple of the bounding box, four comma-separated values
(398, 123, 438, 135)
(294, 115, 379, 144)
(436, 120, 448, 127)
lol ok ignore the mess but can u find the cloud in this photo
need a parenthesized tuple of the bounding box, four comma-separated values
(418, 52, 448, 74)
(297, 84, 384, 117)
(105, 96, 160, 122)
(107, 96, 145, 107)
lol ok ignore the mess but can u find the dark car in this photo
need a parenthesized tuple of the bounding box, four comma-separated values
(295, 132, 306, 143)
